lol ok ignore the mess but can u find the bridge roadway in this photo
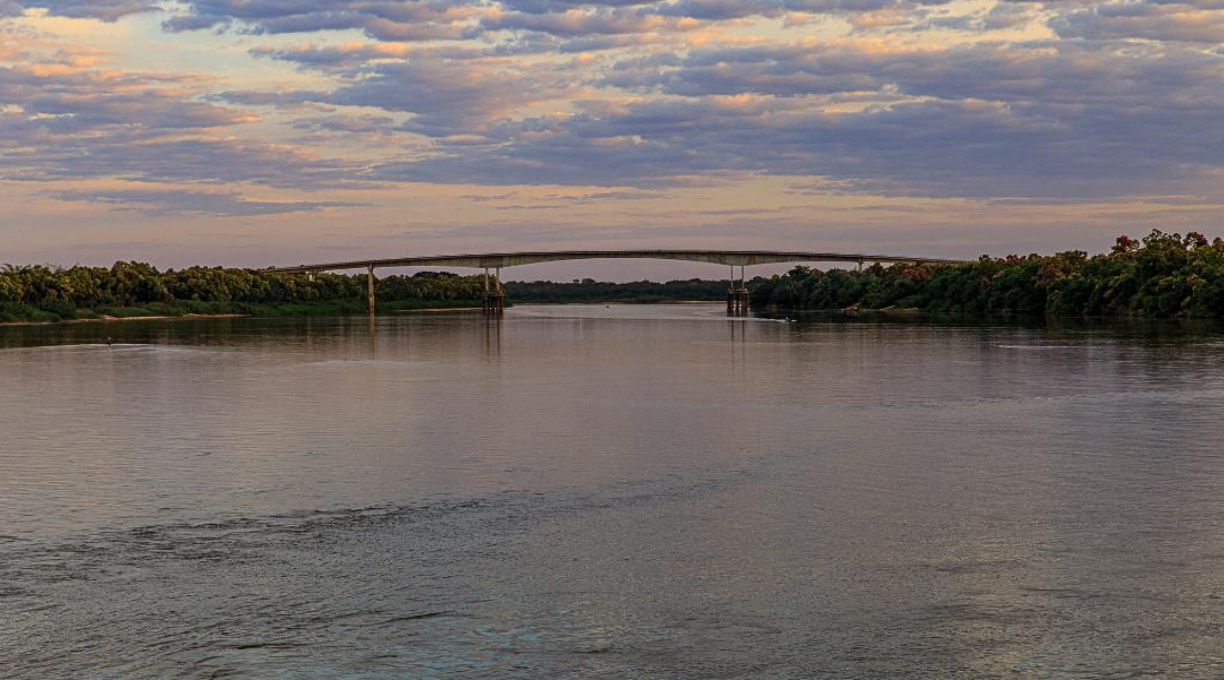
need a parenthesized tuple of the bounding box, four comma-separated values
(267, 249, 968, 274)
(265, 249, 972, 316)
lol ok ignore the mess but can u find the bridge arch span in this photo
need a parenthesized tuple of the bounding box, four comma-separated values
(266, 249, 970, 317)
(268, 249, 967, 274)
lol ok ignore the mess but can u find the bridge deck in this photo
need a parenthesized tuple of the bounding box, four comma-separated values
(267, 249, 971, 273)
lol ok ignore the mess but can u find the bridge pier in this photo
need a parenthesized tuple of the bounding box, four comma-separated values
(367, 265, 377, 317)
(727, 289, 750, 316)
(727, 264, 750, 316)
(483, 267, 505, 317)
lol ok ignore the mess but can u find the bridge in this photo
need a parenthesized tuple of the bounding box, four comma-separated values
(267, 249, 971, 316)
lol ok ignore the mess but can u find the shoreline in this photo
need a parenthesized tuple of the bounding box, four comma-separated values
(393, 307, 483, 313)
(0, 313, 250, 328)
(1, 300, 728, 327)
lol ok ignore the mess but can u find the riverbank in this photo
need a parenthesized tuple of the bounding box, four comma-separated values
(0, 299, 486, 325)
(0, 313, 249, 327)
(0, 298, 748, 326)
(0, 266, 738, 325)
(751, 230, 1224, 319)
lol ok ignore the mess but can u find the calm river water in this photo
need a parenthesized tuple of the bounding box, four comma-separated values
(3, 304, 1224, 678)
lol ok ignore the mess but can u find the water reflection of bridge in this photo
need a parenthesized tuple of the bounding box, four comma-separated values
(268, 250, 970, 317)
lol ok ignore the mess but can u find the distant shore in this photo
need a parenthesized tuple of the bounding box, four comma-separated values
(0, 299, 491, 325)
(1, 266, 737, 325)
(0, 298, 755, 327)
(0, 313, 251, 327)
(0, 307, 497, 327)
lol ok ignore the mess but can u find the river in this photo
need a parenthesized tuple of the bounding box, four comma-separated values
(3, 304, 1224, 678)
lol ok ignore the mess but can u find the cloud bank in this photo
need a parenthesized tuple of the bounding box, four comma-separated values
(1, 0, 1222, 250)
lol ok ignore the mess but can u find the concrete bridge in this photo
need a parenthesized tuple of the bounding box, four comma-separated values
(267, 249, 971, 316)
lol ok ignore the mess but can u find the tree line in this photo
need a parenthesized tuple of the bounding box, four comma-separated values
(751, 230, 1224, 318)
(0, 265, 488, 321)
(0, 264, 742, 322)
(506, 278, 735, 303)
(7, 230, 1223, 322)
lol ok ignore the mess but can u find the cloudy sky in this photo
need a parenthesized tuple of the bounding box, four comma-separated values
(1, 0, 1222, 276)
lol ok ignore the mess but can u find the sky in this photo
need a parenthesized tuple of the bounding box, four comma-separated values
(1, 0, 1222, 280)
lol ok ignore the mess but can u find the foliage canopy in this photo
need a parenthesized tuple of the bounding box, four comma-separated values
(750, 231, 1224, 318)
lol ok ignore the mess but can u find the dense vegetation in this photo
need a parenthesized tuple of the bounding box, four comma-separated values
(7, 231, 1223, 322)
(506, 278, 737, 303)
(0, 264, 739, 322)
(752, 231, 1224, 318)
(0, 265, 488, 322)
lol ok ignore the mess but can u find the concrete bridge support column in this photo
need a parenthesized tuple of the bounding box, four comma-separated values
(727, 264, 750, 316)
(367, 265, 376, 317)
(727, 290, 750, 316)
(483, 267, 505, 316)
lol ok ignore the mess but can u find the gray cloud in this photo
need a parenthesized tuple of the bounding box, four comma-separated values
(513, 37, 1222, 196)
(161, 0, 481, 38)
(330, 60, 569, 135)
(0, 61, 357, 191)
(372, 76, 1224, 199)
(603, 38, 1224, 111)
(480, 7, 698, 36)
(226, 54, 575, 137)
(291, 114, 398, 134)
(0, 62, 254, 133)
(1053, 2, 1224, 42)
(35, 136, 355, 188)
(147, 0, 965, 40)
(6, 0, 1224, 210)
(249, 40, 566, 73)
(49, 189, 357, 216)
(11, 0, 160, 20)
(656, 0, 920, 21)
